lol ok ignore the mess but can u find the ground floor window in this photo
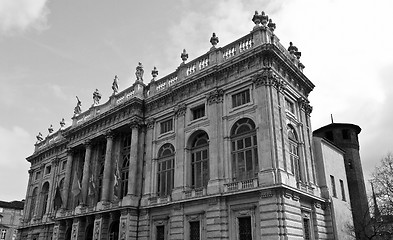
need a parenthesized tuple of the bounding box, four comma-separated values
(189, 221, 200, 240)
(302, 212, 313, 240)
(156, 225, 165, 240)
(238, 216, 252, 240)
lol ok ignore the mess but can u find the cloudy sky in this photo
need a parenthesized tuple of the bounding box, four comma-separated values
(1, 0, 392, 201)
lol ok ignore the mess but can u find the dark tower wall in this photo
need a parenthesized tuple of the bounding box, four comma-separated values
(313, 123, 369, 239)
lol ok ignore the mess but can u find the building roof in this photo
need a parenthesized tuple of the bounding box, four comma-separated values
(313, 123, 361, 135)
(0, 200, 24, 210)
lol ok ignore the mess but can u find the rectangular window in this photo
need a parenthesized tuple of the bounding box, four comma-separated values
(238, 216, 252, 240)
(156, 225, 165, 240)
(340, 179, 346, 201)
(0, 229, 6, 240)
(303, 217, 311, 240)
(330, 175, 337, 198)
(160, 119, 173, 134)
(232, 90, 250, 108)
(189, 221, 200, 240)
(61, 161, 67, 171)
(45, 165, 51, 175)
(35, 171, 41, 180)
(285, 98, 295, 114)
(192, 105, 205, 120)
(0, 208, 3, 213)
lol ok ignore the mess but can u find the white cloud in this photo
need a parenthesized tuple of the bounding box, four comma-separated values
(0, 0, 50, 35)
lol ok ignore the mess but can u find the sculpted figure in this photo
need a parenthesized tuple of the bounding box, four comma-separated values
(135, 62, 144, 81)
(93, 89, 102, 105)
(36, 132, 43, 142)
(112, 75, 119, 94)
(60, 118, 66, 128)
(74, 96, 82, 115)
(48, 124, 54, 134)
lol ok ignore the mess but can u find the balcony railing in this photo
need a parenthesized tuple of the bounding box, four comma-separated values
(224, 178, 259, 192)
(184, 187, 206, 199)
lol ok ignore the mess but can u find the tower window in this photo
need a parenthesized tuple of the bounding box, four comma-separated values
(342, 129, 350, 139)
(330, 175, 337, 198)
(340, 179, 346, 201)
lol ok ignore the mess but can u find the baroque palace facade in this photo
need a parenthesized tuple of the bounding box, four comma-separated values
(19, 11, 355, 240)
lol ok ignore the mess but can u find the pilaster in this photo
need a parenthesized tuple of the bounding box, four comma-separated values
(142, 118, 154, 205)
(102, 132, 114, 202)
(125, 120, 141, 206)
(206, 88, 224, 194)
(173, 103, 186, 200)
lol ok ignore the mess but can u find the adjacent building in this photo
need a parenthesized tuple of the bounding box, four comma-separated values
(19, 11, 361, 240)
(0, 200, 24, 240)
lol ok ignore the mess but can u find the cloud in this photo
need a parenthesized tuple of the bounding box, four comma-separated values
(0, 0, 50, 35)
(0, 125, 32, 201)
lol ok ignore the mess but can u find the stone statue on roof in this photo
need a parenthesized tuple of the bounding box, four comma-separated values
(74, 96, 82, 115)
(48, 124, 54, 134)
(135, 62, 144, 82)
(112, 75, 119, 95)
(93, 89, 101, 105)
(36, 132, 43, 142)
(60, 118, 66, 128)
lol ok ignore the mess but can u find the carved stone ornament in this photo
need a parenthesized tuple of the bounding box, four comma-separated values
(181, 49, 188, 63)
(48, 124, 54, 134)
(210, 33, 219, 48)
(298, 97, 313, 115)
(135, 62, 144, 82)
(267, 19, 276, 32)
(146, 118, 155, 129)
(260, 190, 274, 199)
(71, 223, 78, 240)
(112, 75, 119, 95)
(60, 118, 66, 128)
(174, 103, 187, 118)
(74, 96, 82, 115)
(251, 68, 276, 87)
(252, 10, 269, 27)
(93, 89, 102, 105)
(151, 67, 158, 81)
(129, 119, 142, 129)
(36, 132, 44, 142)
(207, 88, 224, 105)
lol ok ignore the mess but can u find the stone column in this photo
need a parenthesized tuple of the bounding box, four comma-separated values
(81, 140, 92, 205)
(102, 132, 114, 202)
(63, 149, 74, 209)
(206, 88, 224, 194)
(173, 103, 186, 200)
(127, 120, 140, 197)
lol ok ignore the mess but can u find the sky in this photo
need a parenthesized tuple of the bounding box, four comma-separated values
(1, 0, 393, 201)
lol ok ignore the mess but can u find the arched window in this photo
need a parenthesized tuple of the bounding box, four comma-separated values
(120, 134, 131, 198)
(157, 143, 175, 197)
(41, 182, 50, 216)
(108, 220, 119, 240)
(288, 125, 301, 181)
(231, 118, 258, 181)
(29, 187, 38, 220)
(190, 132, 209, 188)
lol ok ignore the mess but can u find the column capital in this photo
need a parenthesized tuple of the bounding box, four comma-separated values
(105, 130, 114, 139)
(298, 97, 313, 115)
(146, 118, 155, 129)
(66, 148, 74, 155)
(206, 88, 224, 105)
(174, 103, 187, 118)
(129, 119, 142, 129)
(83, 139, 92, 147)
(252, 67, 286, 92)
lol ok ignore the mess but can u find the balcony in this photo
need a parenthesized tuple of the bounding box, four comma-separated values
(224, 178, 259, 192)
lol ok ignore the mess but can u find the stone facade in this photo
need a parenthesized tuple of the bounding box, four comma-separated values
(19, 11, 355, 240)
(0, 201, 24, 240)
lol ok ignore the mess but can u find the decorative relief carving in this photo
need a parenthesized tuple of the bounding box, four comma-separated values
(93, 220, 101, 240)
(260, 190, 274, 198)
(120, 219, 126, 240)
(252, 68, 286, 92)
(174, 103, 187, 118)
(209, 197, 218, 205)
(146, 118, 155, 129)
(206, 88, 224, 105)
(298, 97, 313, 115)
(52, 225, 59, 240)
(71, 223, 78, 240)
(129, 119, 142, 129)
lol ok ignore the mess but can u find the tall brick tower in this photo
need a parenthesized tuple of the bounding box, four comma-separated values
(313, 123, 370, 239)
